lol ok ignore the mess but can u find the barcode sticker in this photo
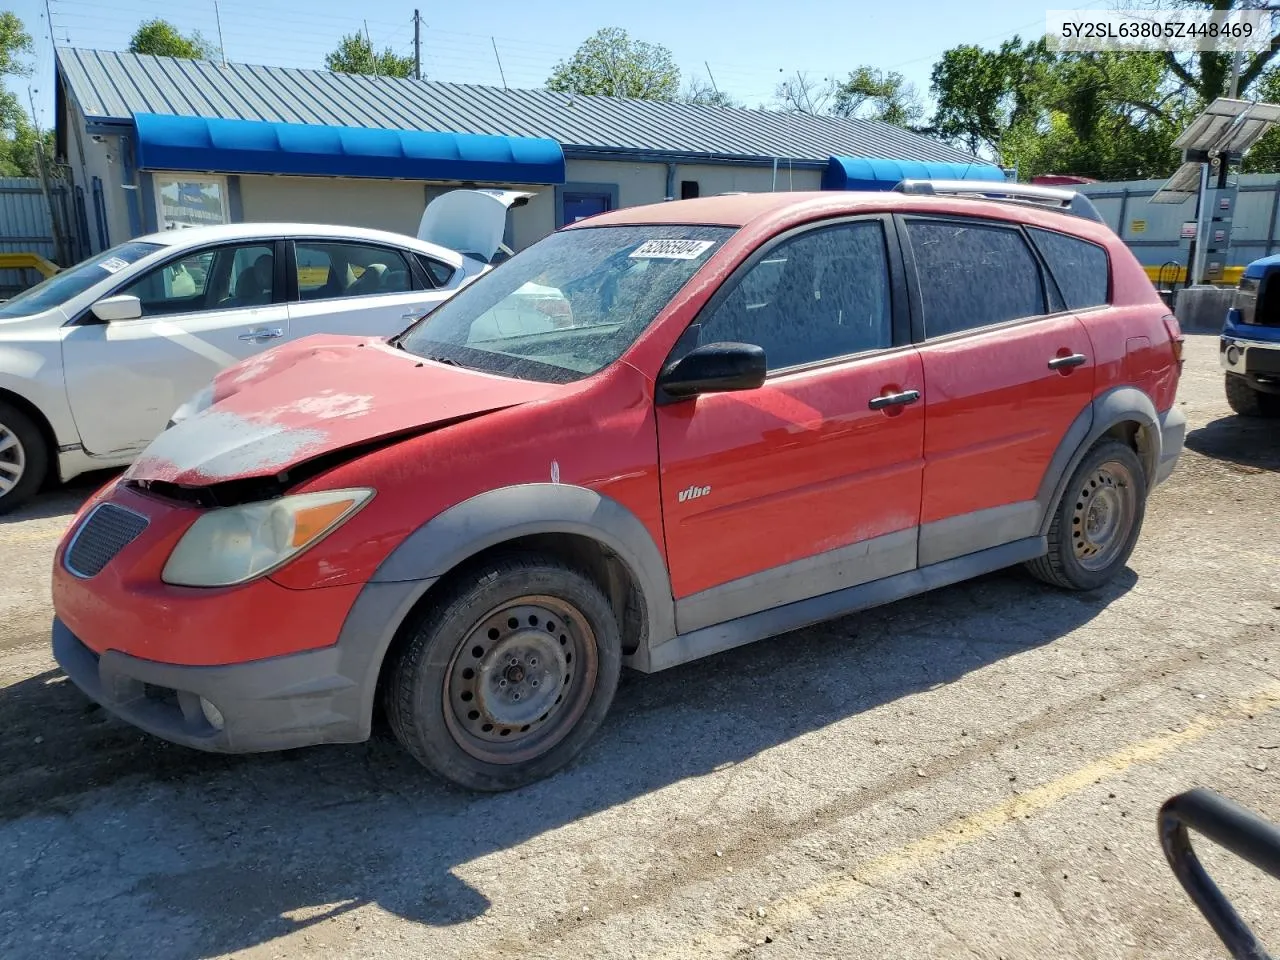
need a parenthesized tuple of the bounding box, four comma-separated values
(99, 257, 130, 274)
(629, 239, 716, 260)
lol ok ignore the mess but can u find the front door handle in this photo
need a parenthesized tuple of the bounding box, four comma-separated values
(239, 327, 284, 342)
(1048, 353, 1088, 370)
(868, 389, 921, 410)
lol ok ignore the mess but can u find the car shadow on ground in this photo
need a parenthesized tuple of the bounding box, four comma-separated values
(0, 471, 118, 525)
(0, 565, 1136, 959)
(1185, 414, 1280, 472)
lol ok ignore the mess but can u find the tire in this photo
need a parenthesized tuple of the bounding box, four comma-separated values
(385, 552, 622, 791)
(0, 400, 48, 516)
(1024, 439, 1147, 592)
(1224, 373, 1280, 418)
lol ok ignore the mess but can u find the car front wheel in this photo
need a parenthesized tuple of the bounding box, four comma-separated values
(1225, 373, 1280, 418)
(1025, 439, 1147, 591)
(0, 400, 47, 515)
(385, 552, 622, 791)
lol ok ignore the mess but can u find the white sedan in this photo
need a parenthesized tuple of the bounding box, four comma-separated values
(0, 191, 534, 513)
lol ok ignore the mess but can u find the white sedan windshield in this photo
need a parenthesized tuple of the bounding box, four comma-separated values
(396, 225, 736, 383)
(0, 241, 162, 320)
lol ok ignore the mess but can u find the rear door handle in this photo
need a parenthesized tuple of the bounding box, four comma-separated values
(239, 327, 283, 342)
(1048, 353, 1088, 369)
(401, 304, 431, 320)
(868, 389, 921, 410)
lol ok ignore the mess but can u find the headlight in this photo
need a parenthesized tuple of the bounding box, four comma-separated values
(162, 488, 373, 587)
(167, 382, 215, 429)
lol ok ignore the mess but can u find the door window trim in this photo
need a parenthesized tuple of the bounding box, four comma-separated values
(662, 213, 911, 383)
(71, 238, 288, 325)
(1023, 224, 1114, 312)
(285, 238, 422, 306)
(895, 213, 1076, 347)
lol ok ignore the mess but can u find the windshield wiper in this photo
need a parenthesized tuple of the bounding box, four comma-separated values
(424, 354, 461, 367)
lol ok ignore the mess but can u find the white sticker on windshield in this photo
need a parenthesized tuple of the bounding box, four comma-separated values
(99, 257, 130, 274)
(629, 239, 716, 260)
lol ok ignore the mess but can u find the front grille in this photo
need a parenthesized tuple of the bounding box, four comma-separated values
(65, 503, 150, 578)
(1247, 348, 1280, 377)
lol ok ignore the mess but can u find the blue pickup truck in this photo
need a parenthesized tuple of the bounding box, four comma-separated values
(1222, 255, 1280, 417)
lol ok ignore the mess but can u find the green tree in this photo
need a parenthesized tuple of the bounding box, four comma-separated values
(0, 11, 46, 178)
(1160, 0, 1280, 102)
(324, 32, 414, 78)
(831, 66, 923, 127)
(547, 27, 679, 100)
(929, 37, 1054, 159)
(128, 18, 216, 59)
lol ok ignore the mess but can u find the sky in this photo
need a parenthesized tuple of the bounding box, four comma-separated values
(4, 0, 1116, 130)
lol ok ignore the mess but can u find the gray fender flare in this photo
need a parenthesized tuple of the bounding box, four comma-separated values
(1035, 386, 1161, 537)
(336, 484, 677, 724)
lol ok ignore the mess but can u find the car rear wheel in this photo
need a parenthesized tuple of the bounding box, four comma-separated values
(385, 552, 622, 791)
(1225, 373, 1280, 418)
(1025, 439, 1146, 591)
(0, 400, 47, 516)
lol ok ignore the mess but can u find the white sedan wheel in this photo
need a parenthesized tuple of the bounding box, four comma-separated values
(0, 420, 26, 496)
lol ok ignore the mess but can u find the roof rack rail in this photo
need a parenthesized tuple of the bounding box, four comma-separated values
(893, 179, 1106, 225)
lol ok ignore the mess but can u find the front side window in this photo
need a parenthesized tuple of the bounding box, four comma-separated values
(696, 220, 893, 371)
(0, 241, 162, 319)
(906, 219, 1045, 338)
(296, 241, 413, 300)
(1027, 227, 1110, 309)
(119, 243, 275, 317)
(397, 225, 736, 383)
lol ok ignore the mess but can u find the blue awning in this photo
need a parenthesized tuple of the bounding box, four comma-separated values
(822, 156, 1007, 191)
(132, 113, 566, 185)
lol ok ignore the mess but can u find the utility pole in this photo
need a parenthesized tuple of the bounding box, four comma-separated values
(491, 37, 507, 90)
(213, 0, 228, 67)
(413, 10, 422, 81)
(364, 20, 378, 77)
(28, 88, 68, 266)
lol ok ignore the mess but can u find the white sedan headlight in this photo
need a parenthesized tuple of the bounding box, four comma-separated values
(162, 489, 374, 587)
(167, 382, 215, 428)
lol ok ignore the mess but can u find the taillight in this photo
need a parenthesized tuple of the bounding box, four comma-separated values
(1162, 314, 1184, 364)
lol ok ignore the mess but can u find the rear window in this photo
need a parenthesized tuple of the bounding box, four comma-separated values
(1027, 227, 1110, 309)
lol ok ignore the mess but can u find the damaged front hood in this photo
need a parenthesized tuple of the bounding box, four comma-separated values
(126, 335, 557, 487)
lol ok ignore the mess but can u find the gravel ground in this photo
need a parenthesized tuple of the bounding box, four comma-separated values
(0, 333, 1276, 960)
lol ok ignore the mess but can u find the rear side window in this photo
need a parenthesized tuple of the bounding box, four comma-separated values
(1027, 227, 1110, 309)
(417, 254, 456, 288)
(905, 219, 1045, 338)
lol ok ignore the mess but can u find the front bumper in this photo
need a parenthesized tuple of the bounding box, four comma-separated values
(1221, 326, 1280, 393)
(1155, 406, 1187, 487)
(53, 617, 369, 753)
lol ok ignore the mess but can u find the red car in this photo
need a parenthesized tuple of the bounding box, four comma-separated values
(51, 185, 1186, 791)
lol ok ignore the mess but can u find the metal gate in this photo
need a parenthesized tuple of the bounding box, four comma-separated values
(0, 177, 90, 298)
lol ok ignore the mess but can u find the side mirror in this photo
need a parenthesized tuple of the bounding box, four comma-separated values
(658, 341, 766, 401)
(90, 294, 142, 322)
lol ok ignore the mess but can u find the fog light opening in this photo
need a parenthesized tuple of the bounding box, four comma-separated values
(1227, 345, 1242, 365)
(200, 697, 225, 731)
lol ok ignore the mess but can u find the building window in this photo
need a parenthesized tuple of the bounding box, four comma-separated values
(153, 175, 230, 231)
(681, 180, 700, 200)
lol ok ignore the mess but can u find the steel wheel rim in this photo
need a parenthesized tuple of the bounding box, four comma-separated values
(443, 594, 598, 765)
(0, 422, 25, 497)
(1071, 460, 1137, 572)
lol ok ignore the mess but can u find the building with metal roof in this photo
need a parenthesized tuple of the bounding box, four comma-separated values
(54, 47, 1004, 254)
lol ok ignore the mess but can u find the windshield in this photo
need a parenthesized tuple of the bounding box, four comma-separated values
(396, 225, 736, 383)
(0, 241, 163, 320)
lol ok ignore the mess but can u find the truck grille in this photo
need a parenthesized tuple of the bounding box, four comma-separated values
(65, 504, 150, 578)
